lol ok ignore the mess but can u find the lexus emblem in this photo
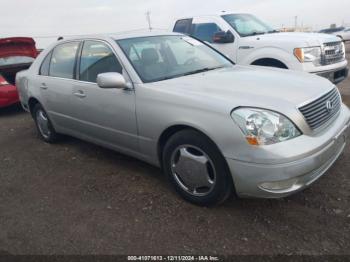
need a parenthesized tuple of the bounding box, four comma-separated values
(326, 100, 334, 112)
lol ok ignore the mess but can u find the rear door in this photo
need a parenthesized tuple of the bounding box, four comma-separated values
(38, 41, 81, 129)
(69, 40, 138, 152)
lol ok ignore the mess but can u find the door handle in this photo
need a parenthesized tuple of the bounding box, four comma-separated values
(73, 90, 87, 98)
(40, 83, 48, 90)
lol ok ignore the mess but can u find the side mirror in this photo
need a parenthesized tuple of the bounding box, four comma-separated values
(97, 72, 127, 89)
(213, 31, 235, 44)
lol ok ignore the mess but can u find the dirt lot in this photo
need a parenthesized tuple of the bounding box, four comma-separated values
(0, 45, 350, 256)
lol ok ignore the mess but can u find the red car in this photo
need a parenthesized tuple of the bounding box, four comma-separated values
(0, 37, 37, 108)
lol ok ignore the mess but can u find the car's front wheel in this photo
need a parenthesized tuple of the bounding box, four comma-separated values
(163, 129, 233, 206)
(33, 104, 59, 143)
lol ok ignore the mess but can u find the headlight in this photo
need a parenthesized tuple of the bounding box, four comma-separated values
(232, 108, 301, 146)
(341, 42, 346, 58)
(294, 47, 322, 66)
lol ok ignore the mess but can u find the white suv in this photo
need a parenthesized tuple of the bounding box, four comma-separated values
(319, 27, 350, 42)
(173, 13, 348, 84)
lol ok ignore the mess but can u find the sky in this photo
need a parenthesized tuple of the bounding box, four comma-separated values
(0, 0, 349, 48)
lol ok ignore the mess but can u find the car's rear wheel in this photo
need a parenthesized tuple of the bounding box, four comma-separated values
(33, 104, 59, 143)
(162, 129, 233, 206)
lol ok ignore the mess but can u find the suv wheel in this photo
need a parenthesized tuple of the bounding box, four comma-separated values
(163, 129, 233, 206)
(33, 104, 59, 143)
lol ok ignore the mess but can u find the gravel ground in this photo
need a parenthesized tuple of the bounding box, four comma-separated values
(0, 44, 349, 256)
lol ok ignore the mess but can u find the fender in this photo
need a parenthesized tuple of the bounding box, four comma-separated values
(239, 46, 300, 71)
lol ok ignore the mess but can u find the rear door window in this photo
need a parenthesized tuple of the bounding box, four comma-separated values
(40, 51, 52, 76)
(49, 42, 80, 79)
(79, 41, 122, 83)
(173, 19, 193, 34)
(192, 23, 222, 43)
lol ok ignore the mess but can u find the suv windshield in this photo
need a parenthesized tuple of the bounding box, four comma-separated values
(222, 14, 275, 37)
(117, 35, 232, 83)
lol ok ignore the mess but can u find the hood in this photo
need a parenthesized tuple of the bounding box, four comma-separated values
(147, 66, 334, 115)
(244, 32, 341, 47)
(0, 37, 37, 59)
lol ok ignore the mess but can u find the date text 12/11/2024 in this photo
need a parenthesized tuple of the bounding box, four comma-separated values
(127, 256, 220, 261)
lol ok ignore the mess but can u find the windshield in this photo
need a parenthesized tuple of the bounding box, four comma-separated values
(0, 56, 34, 67)
(222, 14, 275, 37)
(117, 35, 232, 83)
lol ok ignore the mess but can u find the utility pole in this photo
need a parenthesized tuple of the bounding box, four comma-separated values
(294, 16, 298, 31)
(146, 11, 152, 31)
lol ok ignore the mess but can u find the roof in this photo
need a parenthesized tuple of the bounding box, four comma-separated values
(55, 30, 183, 43)
(175, 12, 246, 20)
(110, 30, 182, 40)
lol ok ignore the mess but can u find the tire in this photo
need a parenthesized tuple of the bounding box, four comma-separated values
(162, 129, 233, 206)
(33, 103, 60, 143)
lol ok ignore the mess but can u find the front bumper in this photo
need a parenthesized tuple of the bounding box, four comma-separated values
(298, 59, 348, 84)
(315, 67, 349, 85)
(226, 111, 350, 199)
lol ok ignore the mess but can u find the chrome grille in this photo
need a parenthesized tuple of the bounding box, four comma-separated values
(321, 42, 345, 65)
(299, 88, 341, 130)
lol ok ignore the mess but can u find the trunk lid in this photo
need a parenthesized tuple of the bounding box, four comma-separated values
(0, 38, 37, 85)
(0, 37, 37, 59)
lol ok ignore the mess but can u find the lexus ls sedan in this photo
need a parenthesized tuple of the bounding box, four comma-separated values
(16, 32, 350, 205)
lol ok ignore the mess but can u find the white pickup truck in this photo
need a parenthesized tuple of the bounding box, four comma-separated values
(173, 13, 348, 84)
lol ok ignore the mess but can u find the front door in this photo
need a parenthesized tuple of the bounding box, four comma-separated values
(191, 16, 239, 62)
(70, 40, 138, 153)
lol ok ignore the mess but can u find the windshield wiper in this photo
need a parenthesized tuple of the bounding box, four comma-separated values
(155, 75, 181, 82)
(183, 66, 225, 76)
(153, 66, 225, 82)
(267, 30, 279, 34)
(247, 31, 266, 36)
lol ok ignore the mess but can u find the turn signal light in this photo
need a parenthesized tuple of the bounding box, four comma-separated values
(294, 48, 304, 62)
(246, 135, 259, 146)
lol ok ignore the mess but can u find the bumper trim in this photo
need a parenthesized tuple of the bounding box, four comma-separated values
(314, 67, 348, 84)
(257, 141, 345, 195)
(226, 121, 349, 199)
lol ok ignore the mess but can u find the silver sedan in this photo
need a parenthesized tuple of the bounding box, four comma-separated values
(16, 32, 350, 205)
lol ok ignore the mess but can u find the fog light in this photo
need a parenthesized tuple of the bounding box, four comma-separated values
(259, 178, 299, 191)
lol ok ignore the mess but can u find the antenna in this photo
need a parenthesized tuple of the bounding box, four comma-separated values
(146, 11, 152, 31)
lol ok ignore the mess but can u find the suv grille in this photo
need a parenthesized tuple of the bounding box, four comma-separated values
(299, 88, 341, 130)
(321, 42, 345, 65)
